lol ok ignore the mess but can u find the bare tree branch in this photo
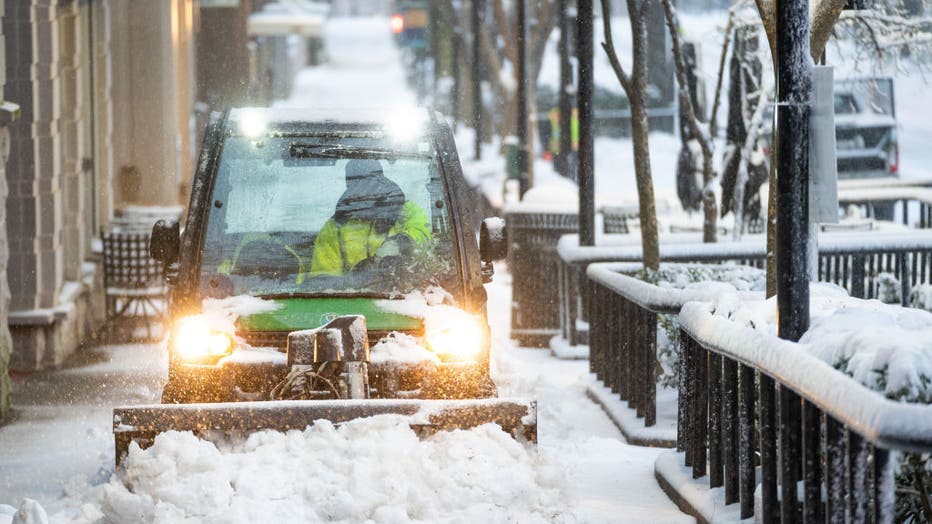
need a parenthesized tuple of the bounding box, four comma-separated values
(810, 0, 847, 60)
(753, 0, 777, 61)
(708, 11, 736, 141)
(662, 0, 718, 241)
(599, 0, 632, 94)
(662, 0, 711, 155)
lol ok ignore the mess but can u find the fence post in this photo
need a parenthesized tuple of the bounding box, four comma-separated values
(802, 400, 823, 522)
(759, 375, 778, 523)
(644, 310, 657, 426)
(825, 416, 846, 522)
(737, 364, 756, 518)
(898, 253, 910, 307)
(851, 254, 866, 298)
(708, 354, 724, 488)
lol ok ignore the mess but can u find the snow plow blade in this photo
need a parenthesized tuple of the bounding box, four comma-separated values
(113, 398, 536, 464)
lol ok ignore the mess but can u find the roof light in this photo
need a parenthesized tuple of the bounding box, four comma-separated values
(387, 108, 427, 143)
(239, 109, 267, 138)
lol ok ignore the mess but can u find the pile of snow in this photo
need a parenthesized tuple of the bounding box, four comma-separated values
(369, 332, 438, 367)
(41, 418, 568, 523)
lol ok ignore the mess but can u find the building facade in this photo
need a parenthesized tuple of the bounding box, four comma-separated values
(0, 0, 303, 423)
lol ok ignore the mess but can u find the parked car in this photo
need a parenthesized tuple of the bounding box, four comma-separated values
(834, 78, 898, 179)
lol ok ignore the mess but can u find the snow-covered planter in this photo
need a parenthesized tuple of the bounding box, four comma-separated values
(585, 262, 763, 431)
(671, 289, 932, 522)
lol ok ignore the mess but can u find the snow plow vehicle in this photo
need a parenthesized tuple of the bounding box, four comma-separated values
(113, 108, 535, 463)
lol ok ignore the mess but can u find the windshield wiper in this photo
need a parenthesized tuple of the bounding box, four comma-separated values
(256, 291, 404, 300)
(290, 144, 430, 160)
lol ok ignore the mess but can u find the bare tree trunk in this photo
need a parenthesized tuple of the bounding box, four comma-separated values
(766, 129, 777, 297)
(628, 4, 661, 269)
(600, 0, 660, 270)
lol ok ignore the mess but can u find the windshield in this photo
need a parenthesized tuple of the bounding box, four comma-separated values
(199, 135, 460, 298)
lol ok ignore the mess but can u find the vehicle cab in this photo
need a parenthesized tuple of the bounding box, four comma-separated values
(150, 108, 506, 403)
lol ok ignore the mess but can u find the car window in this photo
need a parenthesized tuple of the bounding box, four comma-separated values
(199, 135, 461, 298)
(835, 93, 860, 115)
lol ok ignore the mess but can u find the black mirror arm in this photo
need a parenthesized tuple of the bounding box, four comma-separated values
(480, 259, 494, 283)
(163, 261, 180, 286)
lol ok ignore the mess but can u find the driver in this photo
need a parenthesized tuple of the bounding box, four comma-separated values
(309, 159, 430, 276)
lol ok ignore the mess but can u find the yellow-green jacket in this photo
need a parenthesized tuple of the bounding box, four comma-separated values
(309, 201, 430, 276)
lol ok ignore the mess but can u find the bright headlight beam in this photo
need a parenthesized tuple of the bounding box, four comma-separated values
(173, 315, 233, 362)
(426, 316, 483, 361)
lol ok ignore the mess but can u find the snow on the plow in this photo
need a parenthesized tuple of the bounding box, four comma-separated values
(45, 417, 566, 524)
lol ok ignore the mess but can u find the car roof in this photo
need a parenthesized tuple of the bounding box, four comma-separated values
(227, 107, 437, 136)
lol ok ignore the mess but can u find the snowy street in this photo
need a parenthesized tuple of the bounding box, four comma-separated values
(0, 15, 691, 523)
(2, 2, 930, 522)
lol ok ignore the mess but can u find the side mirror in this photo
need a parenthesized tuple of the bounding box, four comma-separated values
(479, 218, 507, 283)
(480, 217, 508, 262)
(150, 219, 180, 265)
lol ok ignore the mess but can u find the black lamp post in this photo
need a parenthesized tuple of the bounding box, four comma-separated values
(576, 0, 594, 246)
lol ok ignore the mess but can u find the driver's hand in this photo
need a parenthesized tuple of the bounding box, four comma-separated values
(375, 233, 414, 259)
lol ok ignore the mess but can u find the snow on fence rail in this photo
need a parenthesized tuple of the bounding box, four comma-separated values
(837, 186, 932, 228)
(556, 230, 932, 348)
(672, 302, 932, 522)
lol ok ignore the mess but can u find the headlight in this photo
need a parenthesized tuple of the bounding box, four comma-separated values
(426, 317, 484, 361)
(172, 315, 234, 363)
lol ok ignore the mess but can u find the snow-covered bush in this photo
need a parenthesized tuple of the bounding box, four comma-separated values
(876, 272, 902, 304)
(638, 264, 765, 388)
(709, 287, 932, 522)
(909, 283, 932, 313)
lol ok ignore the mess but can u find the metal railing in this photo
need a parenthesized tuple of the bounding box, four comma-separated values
(587, 263, 760, 428)
(558, 230, 932, 348)
(837, 186, 932, 228)
(676, 303, 932, 522)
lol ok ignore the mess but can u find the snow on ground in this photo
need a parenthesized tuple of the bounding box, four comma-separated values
(276, 17, 417, 111)
(0, 342, 166, 507)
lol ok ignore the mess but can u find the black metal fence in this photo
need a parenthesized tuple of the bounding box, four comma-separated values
(587, 276, 661, 427)
(587, 263, 760, 430)
(675, 304, 932, 522)
(506, 211, 578, 347)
